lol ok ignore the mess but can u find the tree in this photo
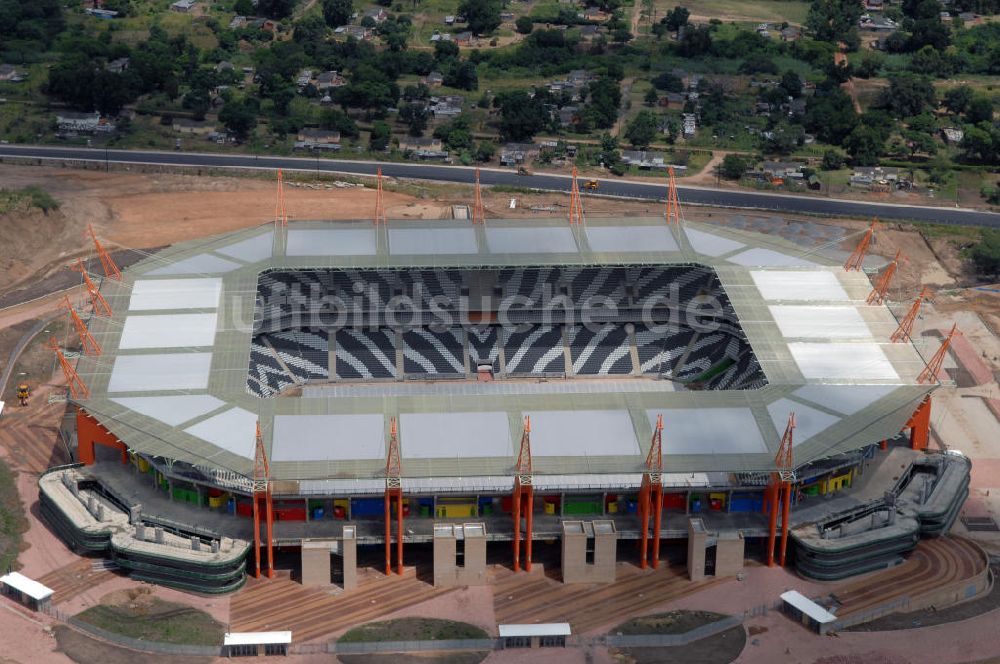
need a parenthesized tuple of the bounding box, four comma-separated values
(780, 71, 803, 98)
(970, 229, 1000, 277)
(444, 60, 478, 91)
(719, 154, 752, 179)
(821, 149, 845, 170)
(844, 125, 886, 165)
(369, 121, 392, 151)
(764, 121, 806, 154)
(585, 77, 621, 129)
(458, 0, 502, 35)
(677, 24, 712, 57)
(497, 90, 549, 141)
(399, 102, 429, 136)
(475, 141, 496, 162)
(652, 72, 683, 93)
(322, 0, 353, 26)
(966, 95, 995, 124)
(624, 110, 659, 148)
(644, 87, 658, 107)
(960, 125, 994, 161)
(257, 0, 296, 19)
(219, 99, 258, 139)
(319, 108, 359, 137)
(804, 88, 858, 145)
(663, 6, 689, 34)
(515, 16, 533, 34)
(879, 75, 935, 117)
(434, 40, 460, 62)
(944, 85, 974, 115)
(234, 0, 254, 14)
(807, 0, 862, 43)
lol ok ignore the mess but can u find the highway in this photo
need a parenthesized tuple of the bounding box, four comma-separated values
(1, 144, 998, 227)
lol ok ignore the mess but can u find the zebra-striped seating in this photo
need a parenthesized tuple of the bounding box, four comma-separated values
(503, 325, 565, 374)
(246, 342, 296, 397)
(403, 328, 465, 375)
(269, 329, 329, 382)
(569, 324, 633, 375)
(635, 325, 695, 375)
(468, 326, 500, 371)
(335, 328, 397, 379)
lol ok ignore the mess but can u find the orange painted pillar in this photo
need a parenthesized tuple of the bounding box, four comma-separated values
(253, 495, 262, 578)
(766, 481, 779, 567)
(512, 486, 521, 572)
(880, 439, 888, 451)
(396, 492, 404, 575)
(908, 398, 931, 450)
(384, 491, 392, 575)
(651, 484, 663, 569)
(524, 486, 533, 572)
(779, 482, 792, 566)
(638, 484, 650, 570)
(264, 492, 274, 578)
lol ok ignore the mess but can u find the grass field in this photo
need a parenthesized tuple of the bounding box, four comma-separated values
(0, 458, 28, 573)
(340, 618, 489, 643)
(656, 0, 810, 26)
(75, 597, 225, 646)
(614, 610, 728, 635)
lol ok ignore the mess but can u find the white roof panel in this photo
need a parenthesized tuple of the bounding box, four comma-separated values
(751, 270, 850, 301)
(768, 306, 871, 339)
(585, 226, 678, 253)
(649, 408, 768, 455)
(119, 313, 219, 349)
(145, 253, 242, 276)
(766, 398, 840, 447)
(485, 227, 578, 254)
(728, 248, 816, 267)
(684, 228, 745, 256)
(286, 228, 377, 256)
(184, 408, 258, 459)
(528, 410, 639, 457)
(110, 395, 225, 427)
(499, 623, 572, 637)
(224, 632, 293, 646)
(400, 412, 512, 459)
(389, 227, 478, 255)
(215, 231, 274, 262)
(108, 353, 213, 392)
(789, 342, 899, 381)
(128, 278, 222, 311)
(0, 572, 54, 601)
(272, 414, 384, 462)
(780, 590, 837, 624)
(791, 384, 898, 416)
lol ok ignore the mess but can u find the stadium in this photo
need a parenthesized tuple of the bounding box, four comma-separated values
(37, 211, 970, 593)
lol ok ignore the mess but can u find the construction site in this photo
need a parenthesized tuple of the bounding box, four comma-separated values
(1, 163, 999, 663)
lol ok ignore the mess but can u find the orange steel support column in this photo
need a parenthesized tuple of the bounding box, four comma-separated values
(72, 259, 112, 318)
(844, 219, 877, 271)
(252, 421, 274, 578)
(906, 397, 932, 450)
(779, 481, 792, 566)
(918, 323, 959, 384)
(374, 167, 387, 226)
(765, 480, 779, 567)
(274, 169, 288, 227)
(665, 167, 680, 225)
(384, 417, 403, 575)
(866, 250, 902, 305)
(512, 416, 533, 571)
(63, 296, 101, 356)
(891, 287, 931, 343)
(776, 413, 795, 567)
(86, 224, 122, 280)
(568, 168, 583, 225)
(473, 168, 485, 224)
(639, 414, 664, 569)
(49, 338, 89, 399)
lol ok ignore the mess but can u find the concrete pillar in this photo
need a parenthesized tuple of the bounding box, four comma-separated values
(301, 540, 332, 586)
(714, 531, 745, 577)
(687, 517, 707, 581)
(342, 525, 358, 590)
(561, 520, 617, 584)
(433, 522, 487, 587)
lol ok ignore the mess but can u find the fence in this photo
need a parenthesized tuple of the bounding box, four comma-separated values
(603, 615, 743, 648)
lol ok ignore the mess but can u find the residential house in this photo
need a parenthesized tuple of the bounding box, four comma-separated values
(216, 60, 235, 74)
(780, 26, 801, 41)
(958, 11, 978, 22)
(229, 15, 247, 29)
(621, 150, 669, 169)
(579, 25, 601, 41)
(399, 136, 448, 159)
(787, 98, 807, 116)
(756, 23, 771, 38)
(172, 119, 216, 136)
(106, 57, 130, 73)
(941, 127, 964, 144)
(682, 113, 697, 138)
(84, 7, 119, 18)
(581, 8, 607, 21)
(249, 18, 277, 31)
(365, 7, 388, 23)
(430, 32, 453, 42)
(296, 69, 314, 90)
(500, 142, 541, 165)
(454, 31, 474, 44)
(500, 12, 515, 22)
(342, 25, 374, 40)
(423, 71, 444, 86)
(430, 96, 463, 117)
(859, 14, 897, 31)
(865, 0, 884, 10)
(658, 92, 686, 109)
(0, 64, 22, 82)
(170, 0, 196, 12)
(444, 15, 456, 24)
(760, 161, 804, 180)
(295, 128, 342, 150)
(557, 106, 580, 127)
(568, 70, 596, 86)
(850, 166, 899, 187)
(316, 71, 346, 90)
(56, 112, 115, 133)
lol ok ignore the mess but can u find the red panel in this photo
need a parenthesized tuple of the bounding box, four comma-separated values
(275, 508, 306, 521)
(236, 502, 253, 517)
(663, 493, 686, 509)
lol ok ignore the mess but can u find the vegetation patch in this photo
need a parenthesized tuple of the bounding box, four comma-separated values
(74, 589, 225, 646)
(340, 617, 489, 643)
(613, 609, 728, 636)
(0, 187, 60, 214)
(0, 458, 28, 573)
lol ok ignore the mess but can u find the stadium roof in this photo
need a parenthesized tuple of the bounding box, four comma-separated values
(74, 218, 934, 489)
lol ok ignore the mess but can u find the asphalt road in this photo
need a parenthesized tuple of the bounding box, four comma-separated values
(2, 144, 998, 227)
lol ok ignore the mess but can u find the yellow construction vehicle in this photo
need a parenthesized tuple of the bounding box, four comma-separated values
(16, 383, 30, 407)
(584, 179, 599, 190)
